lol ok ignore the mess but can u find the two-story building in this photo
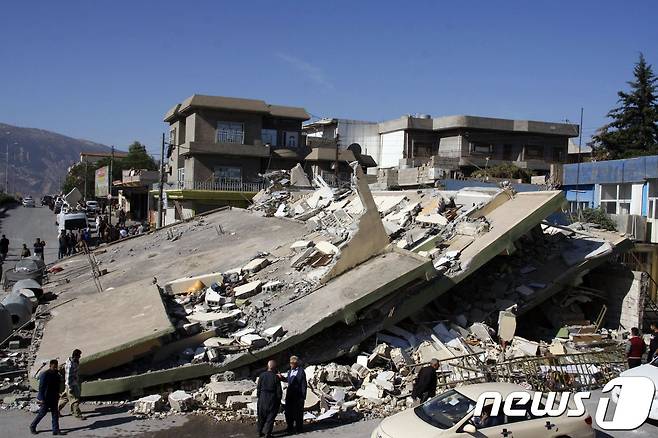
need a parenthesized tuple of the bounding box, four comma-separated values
(161, 95, 310, 222)
(303, 114, 579, 184)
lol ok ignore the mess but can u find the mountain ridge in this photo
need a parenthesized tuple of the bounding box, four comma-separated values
(0, 122, 112, 195)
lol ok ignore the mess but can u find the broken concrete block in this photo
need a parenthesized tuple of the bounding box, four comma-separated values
(304, 390, 320, 410)
(356, 382, 383, 401)
(356, 355, 369, 368)
(203, 337, 233, 348)
(315, 241, 340, 255)
(548, 339, 567, 355)
(390, 348, 412, 373)
(188, 309, 242, 326)
(262, 280, 283, 292)
(206, 347, 221, 362)
(134, 394, 163, 414)
(497, 310, 517, 342)
(192, 347, 207, 363)
(350, 363, 370, 380)
(274, 203, 288, 218)
(232, 327, 256, 338)
(324, 363, 351, 384)
(206, 381, 256, 404)
(509, 336, 539, 358)
(242, 258, 270, 274)
(262, 325, 284, 339)
(469, 323, 493, 343)
(331, 388, 346, 403)
(290, 240, 313, 251)
(240, 334, 267, 349)
(290, 247, 316, 269)
(226, 394, 253, 410)
(168, 390, 193, 411)
(205, 289, 224, 307)
(182, 322, 201, 336)
(416, 213, 448, 226)
(233, 280, 262, 299)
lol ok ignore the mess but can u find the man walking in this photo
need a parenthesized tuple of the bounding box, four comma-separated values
(33, 238, 46, 261)
(626, 327, 646, 368)
(257, 360, 282, 438)
(58, 231, 67, 260)
(0, 234, 9, 260)
(58, 349, 85, 419)
(30, 359, 62, 435)
(20, 243, 31, 258)
(279, 355, 307, 434)
(648, 323, 658, 362)
(411, 358, 439, 403)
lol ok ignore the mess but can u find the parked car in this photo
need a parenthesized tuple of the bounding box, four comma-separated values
(85, 200, 100, 212)
(371, 383, 594, 438)
(22, 196, 35, 208)
(57, 211, 88, 233)
(612, 355, 658, 420)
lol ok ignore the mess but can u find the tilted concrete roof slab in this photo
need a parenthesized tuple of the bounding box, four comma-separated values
(32, 280, 175, 379)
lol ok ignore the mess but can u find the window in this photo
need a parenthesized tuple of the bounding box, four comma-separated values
(283, 131, 299, 148)
(177, 168, 185, 188)
(169, 128, 177, 146)
(261, 129, 277, 146)
(216, 122, 244, 144)
(524, 145, 543, 160)
(552, 147, 565, 162)
(600, 183, 632, 215)
(470, 142, 492, 155)
(214, 166, 241, 182)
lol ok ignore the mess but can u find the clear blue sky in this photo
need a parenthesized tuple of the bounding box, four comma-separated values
(1, 0, 657, 156)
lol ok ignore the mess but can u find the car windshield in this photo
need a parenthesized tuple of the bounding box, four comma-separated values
(415, 389, 475, 429)
(651, 356, 658, 367)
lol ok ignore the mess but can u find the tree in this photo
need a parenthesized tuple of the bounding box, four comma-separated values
(123, 141, 158, 171)
(591, 53, 658, 159)
(472, 163, 534, 183)
(61, 162, 96, 197)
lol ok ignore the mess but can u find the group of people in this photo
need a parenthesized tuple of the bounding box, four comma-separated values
(96, 214, 145, 244)
(627, 324, 658, 368)
(1, 235, 47, 261)
(30, 349, 84, 435)
(57, 229, 90, 259)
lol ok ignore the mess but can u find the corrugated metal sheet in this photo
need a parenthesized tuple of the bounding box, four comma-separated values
(563, 155, 658, 185)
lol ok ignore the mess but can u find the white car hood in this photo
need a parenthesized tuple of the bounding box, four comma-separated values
(620, 363, 658, 384)
(379, 407, 448, 437)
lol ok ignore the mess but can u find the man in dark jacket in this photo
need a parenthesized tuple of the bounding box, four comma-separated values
(412, 358, 439, 402)
(33, 238, 46, 261)
(279, 355, 307, 434)
(647, 323, 658, 362)
(0, 234, 9, 260)
(257, 360, 282, 438)
(626, 327, 646, 368)
(30, 359, 62, 435)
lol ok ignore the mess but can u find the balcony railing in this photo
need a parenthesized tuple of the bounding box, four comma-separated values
(216, 130, 245, 144)
(177, 179, 266, 192)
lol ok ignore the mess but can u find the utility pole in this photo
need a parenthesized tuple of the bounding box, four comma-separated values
(334, 133, 340, 186)
(5, 142, 8, 193)
(108, 146, 114, 226)
(575, 108, 584, 218)
(83, 161, 88, 200)
(157, 133, 165, 228)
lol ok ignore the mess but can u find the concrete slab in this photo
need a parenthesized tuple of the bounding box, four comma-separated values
(32, 281, 175, 378)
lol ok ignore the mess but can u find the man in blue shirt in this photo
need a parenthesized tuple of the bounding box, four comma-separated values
(30, 359, 62, 435)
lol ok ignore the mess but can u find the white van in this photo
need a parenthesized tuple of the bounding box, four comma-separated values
(57, 211, 88, 233)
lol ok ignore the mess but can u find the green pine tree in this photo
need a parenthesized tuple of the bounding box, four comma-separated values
(591, 53, 658, 159)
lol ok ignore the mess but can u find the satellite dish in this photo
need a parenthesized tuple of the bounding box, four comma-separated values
(347, 143, 362, 155)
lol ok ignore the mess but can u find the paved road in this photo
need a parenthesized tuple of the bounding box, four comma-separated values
(0, 203, 59, 266)
(2, 390, 657, 438)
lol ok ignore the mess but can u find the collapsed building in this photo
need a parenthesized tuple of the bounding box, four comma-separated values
(3, 163, 637, 420)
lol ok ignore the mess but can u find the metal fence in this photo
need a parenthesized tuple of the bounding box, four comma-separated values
(431, 347, 627, 392)
(178, 179, 266, 192)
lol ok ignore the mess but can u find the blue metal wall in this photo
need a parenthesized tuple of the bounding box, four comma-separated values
(563, 155, 658, 185)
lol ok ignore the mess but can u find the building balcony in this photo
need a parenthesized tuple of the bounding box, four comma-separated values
(181, 141, 271, 158)
(177, 179, 266, 192)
